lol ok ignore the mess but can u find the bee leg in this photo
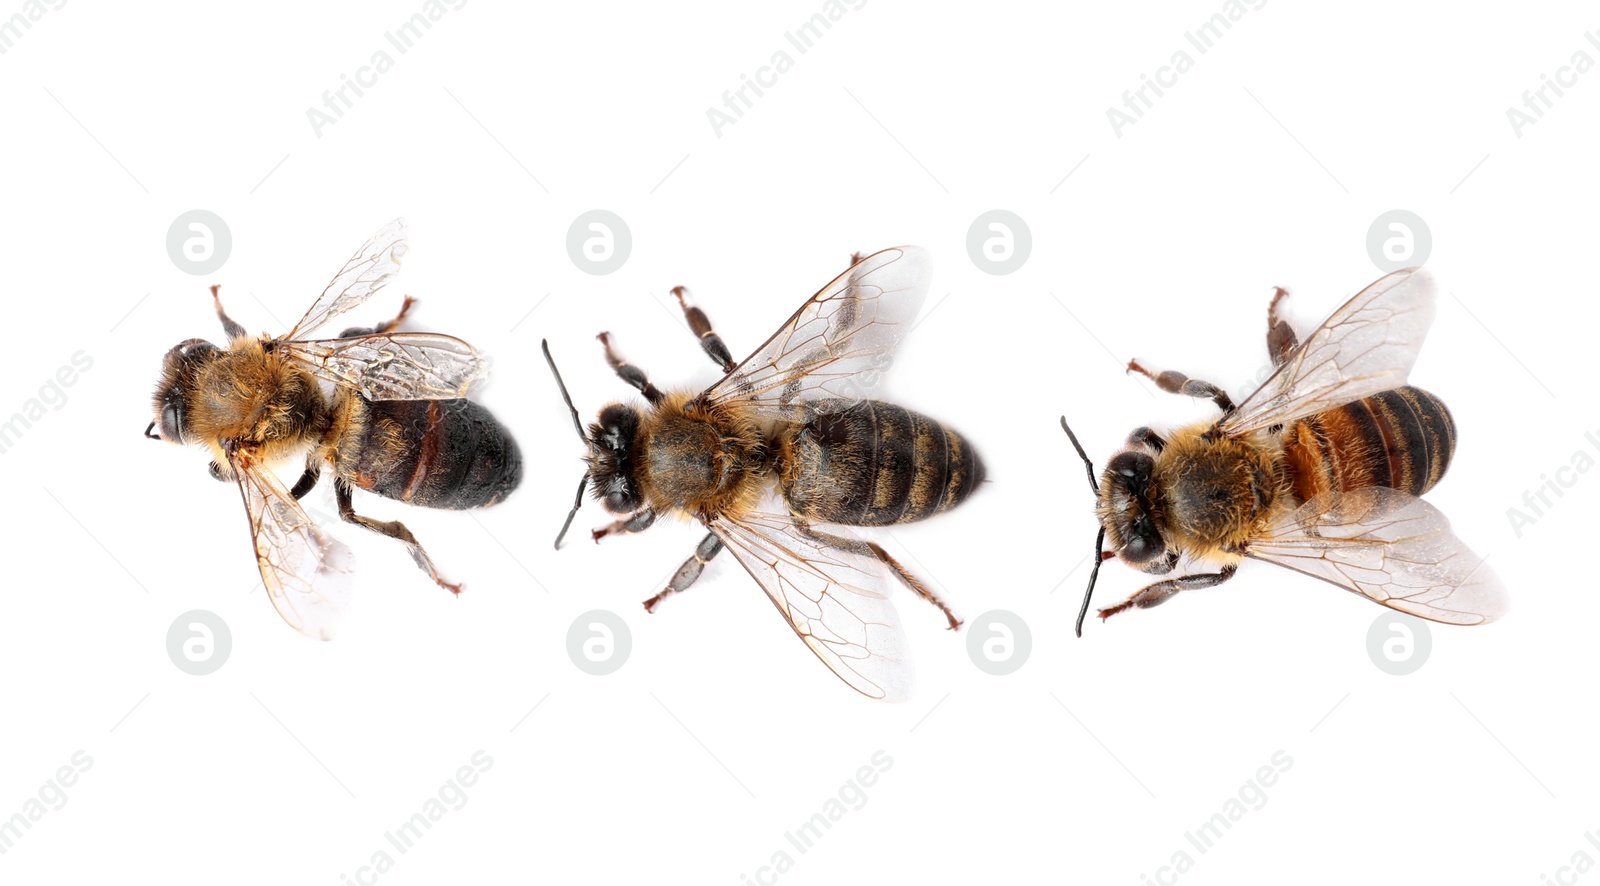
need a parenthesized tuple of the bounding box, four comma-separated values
(207, 460, 231, 482)
(1097, 564, 1238, 620)
(797, 524, 962, 630)
(288, 461, 321, 500)
(597, 332, 664, 405)
(210, 285, 247, 343)
(1266, 287, 1297, 365)
(1127, 359, 1235, 414)
(671, 287, 736, 373)
(333, 480, 462, 595)
(1126, 426, 1166, 452)
(338, 295, 417, 338)
(644, 532, 724, 613)
(592, 508, 656, 543)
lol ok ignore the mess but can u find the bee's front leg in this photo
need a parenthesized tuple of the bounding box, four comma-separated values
(1098, 564, 1238, 621)
(592, 508, 656, 543)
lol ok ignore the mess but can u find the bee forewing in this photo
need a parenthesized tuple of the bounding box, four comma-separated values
(287, 219, 408, 341)
(279, 332, 487, 400)
(1246, 486, 1508, 625)
(1219, 267, 1436, 435)
(704, 245, 931, 414)
(711, 504, 914, 702)
(231, 451, 355, 640)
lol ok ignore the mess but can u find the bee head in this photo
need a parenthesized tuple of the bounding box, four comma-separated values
(1060, 417, 1181, 638)
(543, 339, 652, 550)
(585, 403, 642, 515)
(147, 338, 221, 445)
(1097, 448, 1177, 574)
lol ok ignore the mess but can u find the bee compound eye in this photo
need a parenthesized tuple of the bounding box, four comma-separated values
(603, 490, 638, 513)
(160, 400, 186, 444)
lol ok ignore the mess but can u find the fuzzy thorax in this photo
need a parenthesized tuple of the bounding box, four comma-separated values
(169, 337, 330, 469)
(1154, 422, 1290, 560)
(628, 390, 768, 522)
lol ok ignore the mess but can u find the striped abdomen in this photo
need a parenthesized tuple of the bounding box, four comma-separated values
(1281, 386, 1455, 502)
(341, 398, 522, 509)
(779, 399, 984, 526)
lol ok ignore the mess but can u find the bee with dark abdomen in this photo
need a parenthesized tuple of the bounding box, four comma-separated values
(146, 220, 522, 639)
(542, 247, 984, 701)
(1062, 268, 1507, 634)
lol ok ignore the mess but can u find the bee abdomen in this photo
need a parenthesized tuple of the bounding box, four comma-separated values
(783, 400, 984, 526)
(345, 398, 523, 509)
(1288, 386, 1455, 500)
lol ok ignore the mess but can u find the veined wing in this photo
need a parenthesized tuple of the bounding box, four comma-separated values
(1218, 268, 1435, 436)
(1246, 487, 1507, 625)
(286, 219, 408, 340)
(277, 332, 487, 400)
(229, 448, 355, 640)
(703, 246, 930, 416)
(710, 503, 912, 702)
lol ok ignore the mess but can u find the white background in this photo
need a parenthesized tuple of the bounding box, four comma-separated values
(1, 2, 1595, 883)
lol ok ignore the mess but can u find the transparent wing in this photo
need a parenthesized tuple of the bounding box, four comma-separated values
(230, 449, 355, 640)
(286, 219, 408, 340)
(703, 246, 930, 415)
(278, 332, 487, 400)
(1246, 487, 1507, 625)
(1218, 268, 1435, 435)
(710, 502, 912, 702)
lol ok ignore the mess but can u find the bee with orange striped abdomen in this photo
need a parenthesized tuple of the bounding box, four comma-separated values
(1060, 268, 1507, 634)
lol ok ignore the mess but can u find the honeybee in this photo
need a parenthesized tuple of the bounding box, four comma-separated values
(1062, 267, 1507, 634)
(145, 220, 522, 639)
(542, 247, 984, 701)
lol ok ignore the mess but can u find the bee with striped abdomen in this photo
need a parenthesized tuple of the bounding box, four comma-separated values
(146, 220, 522, 639)
(542, 247, 984, 701)
(1061, 268, 1507, 634)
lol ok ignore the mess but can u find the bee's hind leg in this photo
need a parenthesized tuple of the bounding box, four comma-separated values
(643, 532, 724, 613)
(1126, 359, 1235, 415)
(1098, 564, 1238, 621)
(334, 479, 462, 595)
(796, 523, 962, 630)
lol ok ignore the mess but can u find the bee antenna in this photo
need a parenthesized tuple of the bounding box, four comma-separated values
(1059, 416, 1098, 494)
(542, 340, 587, 445)
(1061, 416, 1105, 637)
(1074, 527, 1106, 638)
(143, 420, 160, 441)
(543, 339, 593, 550)
(554, 473, 587, 550)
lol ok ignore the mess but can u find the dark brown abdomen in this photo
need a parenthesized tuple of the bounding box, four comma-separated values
(344, 398, 522, 509)
(780, 400, 984, 526)
(1282, 385, 1455, 502)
